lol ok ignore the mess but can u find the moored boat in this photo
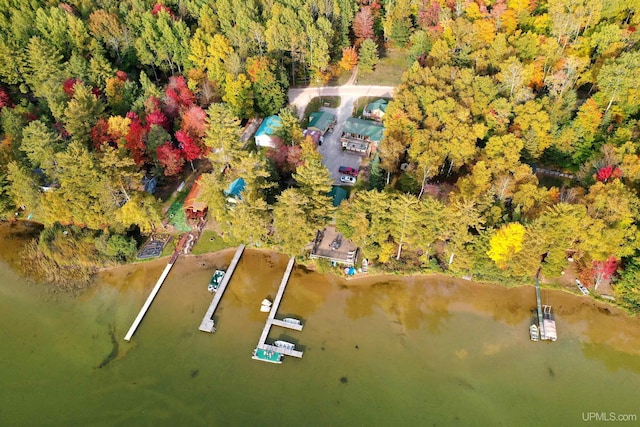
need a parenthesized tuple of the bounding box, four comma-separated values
(252, 348, 283, 364)
(529, 323, 539, 341)
(208, 270, 225, 293)
(282, 317, 302, 326)
(274, 340, 295, 350)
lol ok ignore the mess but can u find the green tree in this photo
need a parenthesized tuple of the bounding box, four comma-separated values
(358, 39, 378, 73)
(115, 191, 162, 233)
(20, 120, 62, 171)
(222, 73, 254, 119)
(272, 188, 316, 255)
(203, 103, 243, 171)
(292, 139, 334, 227)
(6, 161, 41, 215)
(63, 83, 105, 144)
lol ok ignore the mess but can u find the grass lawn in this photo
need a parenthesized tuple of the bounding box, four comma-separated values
(191, 230, 227, 255)
(357, 48, 409, 86)
(302, 96, 341, 126)
(166, 189, 191, 232)
(352, 96, 393, 117)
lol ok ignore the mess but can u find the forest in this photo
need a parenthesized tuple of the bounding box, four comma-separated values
(0, 0, 638, 312)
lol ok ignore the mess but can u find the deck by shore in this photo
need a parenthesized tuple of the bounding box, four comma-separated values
(199, 244, 246, 333)
(254, 257, 304, 360)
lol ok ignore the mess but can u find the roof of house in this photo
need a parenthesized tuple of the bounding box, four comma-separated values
(303, 129, 322, 143)
(255, 115, 282, 138)
(365, 99, 389, 113)
(184, 178, 207, 212)
(342, 117, 384, 142)
(308, 111, 335, 133)
(225, 177, 246, 198)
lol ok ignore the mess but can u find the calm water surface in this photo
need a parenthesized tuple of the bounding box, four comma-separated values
(1, 223, 640, 426)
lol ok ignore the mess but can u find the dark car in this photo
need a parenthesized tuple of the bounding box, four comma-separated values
(338, 166, 359, 176)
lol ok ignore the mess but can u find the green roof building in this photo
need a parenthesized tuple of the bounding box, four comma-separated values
(363, 99, 389, 121)
(340, 118, 384, 156)
(307, 111, 336, 134)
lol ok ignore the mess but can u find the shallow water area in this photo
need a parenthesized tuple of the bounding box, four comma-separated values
(1, 223, 640, 426)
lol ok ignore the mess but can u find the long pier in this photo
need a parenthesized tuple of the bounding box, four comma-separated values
(255, 257, 304, 359)
(199, 244, 246, 332)
(124, 261, 175, 341)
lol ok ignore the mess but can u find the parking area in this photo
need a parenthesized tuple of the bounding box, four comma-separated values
(316, 105, 363, 185)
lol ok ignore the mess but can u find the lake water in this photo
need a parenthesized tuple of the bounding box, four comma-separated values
(1, 223, 640, 426)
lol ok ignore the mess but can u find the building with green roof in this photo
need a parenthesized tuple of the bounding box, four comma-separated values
(340, 117, 384, 156)
(307, 111, 336, 134)
(363, 99, 389, 121)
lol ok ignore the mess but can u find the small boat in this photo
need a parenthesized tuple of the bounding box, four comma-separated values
(529, 323, 539, 341)
(252, 348, 283, 364)
(274, 340, 295, 350)
(282, 317, 302, 326)
(542, 305, 557, 341)
(575, 279, 589, 295)
(261, 298, 272, 307)
(260, 304, 271, 313)
(208, 269, 225, 293)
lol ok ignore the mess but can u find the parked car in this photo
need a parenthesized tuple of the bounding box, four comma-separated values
(338, 166, 359, 176)
(340, 175, 357, 184)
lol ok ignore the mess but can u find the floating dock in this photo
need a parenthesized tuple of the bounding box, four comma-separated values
(124, 262, 175, 341)
(531, 274, 557, 342)
(199, 244, 246, 333)
(254, 257, 304, 361)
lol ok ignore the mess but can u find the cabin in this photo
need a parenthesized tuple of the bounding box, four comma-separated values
(362, 99, 389, 121)
(309, 226, 359, 267)
(340, 117, 384, 156)
(307, 111, 336, 134)
(254, 115, 283, 148)
(225, 177, 246, 204)
(184, 177, 208, 219)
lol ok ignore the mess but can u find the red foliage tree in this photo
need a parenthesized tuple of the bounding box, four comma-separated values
(115, 70, 128, 81)
(592, 256, 617, 290)
(125, 113, 148, 165)
(180, 105, 207, 138)
(353, 7, 374, 45)
(62, 78, 80, 97)
(145, 109, 170, 131)
(163, 76, 196, 119)
(418, 0, 442, 30)
(0, 86, 13, 109)
(91, 118, 115, 150)
(157, 142, 184, 176)
(176, 129, 201, 162)
(266, 140, 304, 173)
(151, 4, 174, 17)
(596, 165, 622, 182)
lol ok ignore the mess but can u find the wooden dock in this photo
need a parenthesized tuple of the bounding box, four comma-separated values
(124, 262, 175, 341)
(198, 245, 246, 333)
(254, 257, 304, 360)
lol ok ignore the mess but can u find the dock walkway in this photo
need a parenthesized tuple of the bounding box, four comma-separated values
(124, 262, 175, 341)
(199, 245, 246, 333)
(255, 257, 304, 360)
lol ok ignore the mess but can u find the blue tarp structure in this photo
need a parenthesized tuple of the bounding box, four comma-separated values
(328, 186, 348, 207)
(225, 178, 246, 198)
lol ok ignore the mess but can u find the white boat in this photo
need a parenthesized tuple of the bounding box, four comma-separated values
(274, 340, 295, 350)
(529, 324, 539, 341)
(282, 317, 302, 326)
(575, 279, 589, 295)
(208, 270, 225, 293)
(261, 298, 272, 307)
(260, 304, 271, 313)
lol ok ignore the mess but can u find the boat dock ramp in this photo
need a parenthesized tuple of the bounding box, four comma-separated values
(254, 257, 305, 362)
(199, 244, 246, 333)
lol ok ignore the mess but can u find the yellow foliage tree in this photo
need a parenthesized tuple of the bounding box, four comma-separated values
(487, 223, 526, 269)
